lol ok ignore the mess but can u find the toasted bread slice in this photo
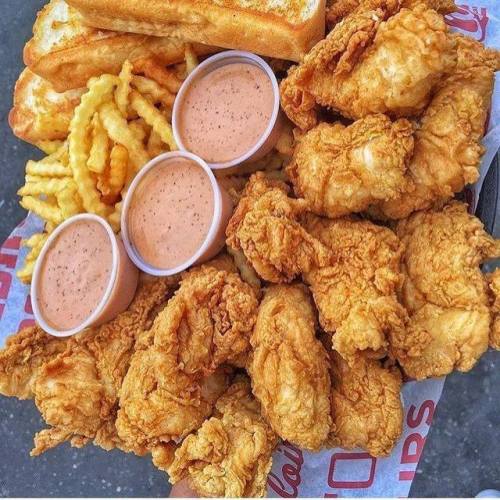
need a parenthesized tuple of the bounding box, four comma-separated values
(25, 0, 217, 92)
(9, 68, 84, 144)
(65, 0, 326, 62)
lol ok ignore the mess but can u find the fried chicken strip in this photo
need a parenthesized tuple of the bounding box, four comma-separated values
(393, 202, 500, 379)
(487, 269, 500, 350)
(168, 376, 278, 498)
(30, 276, 176, 456)
(226, 172, 332, 283)
(249, 284, 331, 450)
(116, 263, 258, 451)
(375, 35, 500, 219)
(303, 215, 407, 364)
(326, 346, 403, 457)
(281, 4, 455, 129)
(326, 0, 456, 27)
(288, 114, 414, 217)
(0, 325, 69, 399)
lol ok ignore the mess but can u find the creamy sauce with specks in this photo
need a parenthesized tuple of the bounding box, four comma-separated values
(127, 159, 215, 269)
(37, 220, 113, 330)
(178, 62, 275, 163)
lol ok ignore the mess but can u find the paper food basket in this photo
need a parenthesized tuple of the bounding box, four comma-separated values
(1, 2, 500, 497)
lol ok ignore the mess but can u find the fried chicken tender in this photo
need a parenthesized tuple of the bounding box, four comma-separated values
(0, 325, 69, 399)
(226, 172, 332, 283)
(393, 202, 500, 379)
(168, 376, 278, 498)
(249, 284, 331, 450)
(30, 276, 175, 456)
(288, 115, 414, 217)
(303, 215, 407, 364)
(375, 35, 500, 219)
(487, 269, 500, 350)
(116, 263, 258, 450)
(281, 4, 455, 129)
(326, 0, 456, 26)
(326, 346, 403, 457)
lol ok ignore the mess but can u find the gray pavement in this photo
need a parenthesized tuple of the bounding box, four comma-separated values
(0, 1, 499, 497)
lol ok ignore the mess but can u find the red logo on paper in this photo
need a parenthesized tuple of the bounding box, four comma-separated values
(398, 400, 436, 481)
(445, 4, 489, 41)
(268, 442, 304, 497)
(327, 452, 377, 489)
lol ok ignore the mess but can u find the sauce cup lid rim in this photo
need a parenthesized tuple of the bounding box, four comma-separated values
(172, 50, 281, 170)
(30, 213, 120, 337)
(120, 151, 223, 277)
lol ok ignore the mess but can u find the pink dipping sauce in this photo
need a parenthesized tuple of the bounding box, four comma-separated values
(37, 219, 113, 331)
(177, 62, 275, 163)
(127, 158, 215, 269)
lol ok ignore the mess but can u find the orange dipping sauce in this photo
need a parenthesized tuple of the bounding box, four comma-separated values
(36, 219, 113, 331)
(126, 158, 215, 270)
(176, 62, 275, 163)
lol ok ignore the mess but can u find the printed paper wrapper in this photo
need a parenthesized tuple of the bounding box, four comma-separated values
(0, 2, 499, 497)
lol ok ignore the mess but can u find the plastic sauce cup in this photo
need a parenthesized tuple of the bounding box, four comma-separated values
(31, 214, 139, 337)
(172, 50, 284, 171)
(121, 151, 233, 276)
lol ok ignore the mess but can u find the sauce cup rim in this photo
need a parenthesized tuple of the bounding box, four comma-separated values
(172, 50, 281, 170)
(30, 213, 120, 337)
(120, 151, 223, 276)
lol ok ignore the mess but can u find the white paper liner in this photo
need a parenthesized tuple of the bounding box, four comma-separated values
(0, 2, 498, 496)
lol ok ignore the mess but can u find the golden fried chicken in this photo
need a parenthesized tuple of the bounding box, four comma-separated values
(288, 115, 414, 217)
(393, 202, 500, 379)
(168, 376, 278, 498)
(226, 172, 332, 283)
(0, 325, 69, 399)
(281, 4, 455, 129)
(326, 0, 456, 27)
(116, 263, 258, 451)
(326, 346, 403, 457)
(374, 35, 500, 219)
(303, 215, 407, 364)
(249, 284, 331, 450)
(30, 276, 175, 456)
(488, 269, 500, 350)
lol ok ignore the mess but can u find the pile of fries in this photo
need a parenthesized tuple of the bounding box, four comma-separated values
(16, 55, 190, 283)
(15, 47, 294, 285)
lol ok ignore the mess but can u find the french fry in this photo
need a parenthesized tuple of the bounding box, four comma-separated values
(22, 232, 47, 249)
(17, 260, 35, 285)
(20, 196, 64, 225)
(40, 142, 68, 165)
(131, 75, 175, 108)
(57, 184, 82, 219)
(128, 118, 149, 144)
(133, 58, 182, 93)
(87, 113, 110, 174)
(26, 160, 71, 178)
(98, 144, 128, 204)
(147, 130, 166, 158)
(35, 140, 65, 155)
(18, 178, 74, 196)
(116, 60, 133, 117)
(99, 100, 150, 173)
(130, 90, 176, 151)
(69, 74, 118, 216)
(185, 44, 199, 75)
(107, 201, 122, 232)
(45, 222, 56, 234)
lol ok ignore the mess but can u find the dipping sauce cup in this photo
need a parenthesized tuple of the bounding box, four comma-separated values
(172, 50, 283, 170)
(121, 151, 233, 276)
(31, 214, 139, 337)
